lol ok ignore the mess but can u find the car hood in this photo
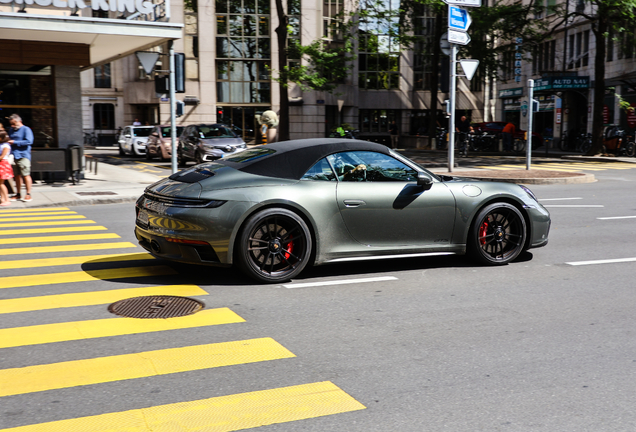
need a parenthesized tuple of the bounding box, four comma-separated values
(145, 162, 298, 198)
(200, 138, 245, 147)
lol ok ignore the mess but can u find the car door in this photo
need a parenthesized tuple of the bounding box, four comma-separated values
(327, 151, 456, 247)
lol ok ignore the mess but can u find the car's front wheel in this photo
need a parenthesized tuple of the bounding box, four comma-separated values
(177, 148, 187, 168)
(119, 143, 126, 156)
(236, 208, 312, 283)
(469, 203, 526, 265)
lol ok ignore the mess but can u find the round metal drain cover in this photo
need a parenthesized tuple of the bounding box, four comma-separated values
(108, 296, 204, 319)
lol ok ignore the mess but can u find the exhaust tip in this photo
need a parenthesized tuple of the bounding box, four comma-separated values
(150, 240, 161, 254)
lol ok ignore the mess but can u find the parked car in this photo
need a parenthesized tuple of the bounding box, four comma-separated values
(472, 121, 543, 148)
(118, 126, 155, 157)
(177, 124, 247, 167)
(146, 125, 185, 161)
(135, 138, 551, 283)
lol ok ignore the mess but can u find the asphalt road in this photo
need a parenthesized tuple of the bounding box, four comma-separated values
(1, 167, 636, 431)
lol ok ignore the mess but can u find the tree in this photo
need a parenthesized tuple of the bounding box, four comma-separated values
(567, 0, 636, 155)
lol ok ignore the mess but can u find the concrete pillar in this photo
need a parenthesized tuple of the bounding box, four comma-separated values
(54, 65, 83, 149)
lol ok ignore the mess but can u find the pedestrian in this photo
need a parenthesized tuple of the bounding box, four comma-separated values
(7, 114, 34, 202)
(502, 121, 516, 152)
(133, 118, 142, 126)
(389, 120, 399, 149)
(0, 129, 13, 206)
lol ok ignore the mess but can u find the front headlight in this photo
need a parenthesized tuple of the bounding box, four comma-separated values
(519, 184, 538, 202)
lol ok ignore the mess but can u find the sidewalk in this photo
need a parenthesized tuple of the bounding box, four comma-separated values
(4, 151, 631, 209)
(4, 162, 163, 209)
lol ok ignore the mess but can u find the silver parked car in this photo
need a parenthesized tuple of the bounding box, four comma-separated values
(135, 139, 551, 283)
(177, 124, 247, 167)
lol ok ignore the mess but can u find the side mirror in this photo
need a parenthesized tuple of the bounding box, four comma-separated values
(417, 172, 433, 187)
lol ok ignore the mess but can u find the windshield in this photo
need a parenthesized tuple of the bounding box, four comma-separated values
(160, 126, 184, 138)
(132, 128, 154, 137)
(197, 125, 236, 139)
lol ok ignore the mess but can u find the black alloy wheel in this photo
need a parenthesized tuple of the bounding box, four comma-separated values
(237, 208, 312, 283)
(469, 203, 526, 265)
(119, 144, 125, 156)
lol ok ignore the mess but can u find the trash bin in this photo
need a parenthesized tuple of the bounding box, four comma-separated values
(31, 146, 83, 184)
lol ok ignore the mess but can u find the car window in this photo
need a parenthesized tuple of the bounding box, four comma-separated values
(197, 125, 236, 139)
(327, 151, 418, 182)
(161, 126, 184, 138)
(132, 128, 153, 137)
(301, 158, 336, 181)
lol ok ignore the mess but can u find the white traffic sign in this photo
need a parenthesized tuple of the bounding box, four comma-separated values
(459, 59, 479, 80)
(135, 51, 160, 75)
(442, 0, 481, 7)
(440, 32, 451, 56)
(448, 29, 471, 45)
(449, 6, 471, 32)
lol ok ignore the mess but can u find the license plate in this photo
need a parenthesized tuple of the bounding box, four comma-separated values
(137, 210, 149, 226)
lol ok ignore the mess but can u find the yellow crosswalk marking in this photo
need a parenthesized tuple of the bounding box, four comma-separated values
(0, 211, 78, 218)
(0, 338, 295, 397)
(0, 265, 177, 290)
(0, 215, 86, 222)
(0, 220, 97, 228)
(0, 381, 365, 432)
(0, 284, 207, 314)
(0, 207, 71, 213)
(0, 252, 154, 270)
(0, 226, 108, 236)
(0, 233, 120, 245)
(0, 308, 244, 348)
(0, 242, 137, 256)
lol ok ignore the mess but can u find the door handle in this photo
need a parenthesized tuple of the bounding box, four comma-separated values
(343, 200, 366, 207)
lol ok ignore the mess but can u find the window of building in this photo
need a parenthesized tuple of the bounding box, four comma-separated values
(533, 40, 555, 74)
(93, 103, 115, 130)
(94, 63, 111, 88)
(323, 0, 344, 40)
(568, 30, 589, 69)
(359, 109, 400, 133)
(358, 0, 400, 90)
(413, 5, 435, 91)
(216, 0, 271, 103)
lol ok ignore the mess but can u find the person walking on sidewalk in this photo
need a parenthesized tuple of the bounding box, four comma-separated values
(7, 114, 34, 202)
(0, 130, 14, 206)
(502, 121, 516, 152)
(390, 120, 399, 149)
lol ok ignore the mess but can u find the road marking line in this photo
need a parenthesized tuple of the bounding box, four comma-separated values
(0, 233, 120, 245)
(597, 216, 636, 220)
(566, 257, 636, 266)
(0, 252, 154, 270)
(0, 284, 207, 314)
(0, 206, 71, 213)
(0, 215, 86, 222)
(0, 338, 294, 397)
(0, 226, 108, 236)
(539, 197, 583, 201)
(0, 242, 137, 256)
(284, 276, 398, 289)
(0, 308, 244, 348)
(0, 265, 177, 290)
(0, 211, 78, 218)
(0, 381, 365, 432)
(0, 220, 97, 228)
(542, 205, 604, 208)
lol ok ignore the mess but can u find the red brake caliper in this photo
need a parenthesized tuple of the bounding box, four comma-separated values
(284, 235, 293, 259)
(479, 222, 488, 245)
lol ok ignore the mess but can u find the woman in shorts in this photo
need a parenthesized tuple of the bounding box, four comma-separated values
(0, 130, 14, 206)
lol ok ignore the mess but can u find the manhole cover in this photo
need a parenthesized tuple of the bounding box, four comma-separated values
(108, 296, 204, 319)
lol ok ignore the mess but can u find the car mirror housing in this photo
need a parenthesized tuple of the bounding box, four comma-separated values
(417, 172, 433, 187)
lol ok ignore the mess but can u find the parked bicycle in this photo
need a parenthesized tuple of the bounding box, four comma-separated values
(84, 131, 98, 147)
(470, 131, 497, 152)
(435, 127, 448, 150)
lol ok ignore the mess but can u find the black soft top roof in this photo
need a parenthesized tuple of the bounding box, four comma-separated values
(220, 138, 391, 180)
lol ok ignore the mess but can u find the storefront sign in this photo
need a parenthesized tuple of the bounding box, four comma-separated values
(499, 87, 523, 98)
(603, 105, 610, 124)
(0, 0, 156, 14)
(627, 103, 636, 129)
(535, 76, 589, 91)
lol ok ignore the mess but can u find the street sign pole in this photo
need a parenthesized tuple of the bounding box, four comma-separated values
(527, 79, 534, 170)
(448, 43, 457, 172)
(168, 41, 178, 174)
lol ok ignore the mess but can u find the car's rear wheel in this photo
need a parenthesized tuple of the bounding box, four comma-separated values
(237, 208, 312, 283)
(119, 144, 125, 156)
(469, 203, 526, 265)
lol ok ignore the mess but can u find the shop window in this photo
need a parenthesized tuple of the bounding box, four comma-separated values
(93, 103, 115, 130)
(94, 63, 111, 88)
(358, 109, 400, 133)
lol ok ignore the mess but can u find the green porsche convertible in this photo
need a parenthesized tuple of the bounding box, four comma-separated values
(135, 139, 550, 283)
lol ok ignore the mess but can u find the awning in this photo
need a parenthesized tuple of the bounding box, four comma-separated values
(0, 12, 183, 69)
